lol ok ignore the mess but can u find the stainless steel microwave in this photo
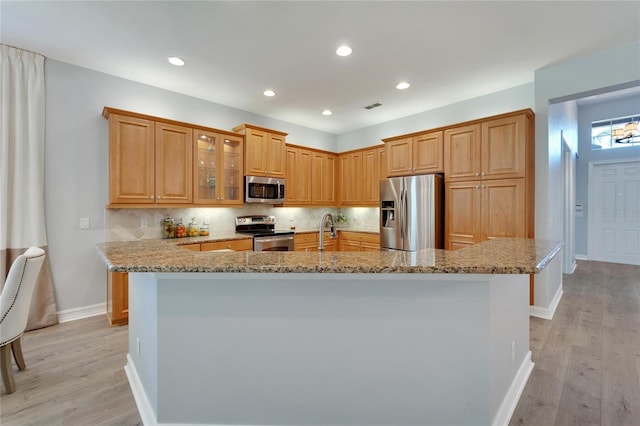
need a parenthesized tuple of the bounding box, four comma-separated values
(245, 176, 286, 204)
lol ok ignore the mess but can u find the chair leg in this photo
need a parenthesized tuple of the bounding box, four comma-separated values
(12, 338, 26, 370)
(1, 344, 16, 394)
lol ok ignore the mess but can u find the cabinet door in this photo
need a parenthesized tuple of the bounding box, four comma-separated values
(109, 114, 155, 204)
(481, 179, 526, 241)
(338, 155, 350, 205)
(107, 271, 128, 326)
(378, 147, 387, 180)
(219, 134, 244, 205)
(386, 137, 412, 176)
(444, 124, 481, 182)
(481, 114, 526, 180)
(362, 148, 379, 205)
(267, 133, 286, 177)
(324, 154, 337, 204)
(297, 149, 312, 204)
(155, 123, 193, 203)
(445, 181, 481, 250)
(413, 131, 443, 173)
(349, 152, 363, 204)
(194, 130, 221, 204)
(285, 147, 298, 204)
(245, 128, 267, 176)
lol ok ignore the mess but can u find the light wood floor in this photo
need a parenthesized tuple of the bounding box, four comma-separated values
(1, 260, 638, 425)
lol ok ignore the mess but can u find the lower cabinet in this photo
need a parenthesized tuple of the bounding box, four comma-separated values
(445, 178, 528, 250)
(294, 232, 337, 251)
(200, 239, 253, 251)
(106, 271, 128, 326)
(337, 231, 381, 251)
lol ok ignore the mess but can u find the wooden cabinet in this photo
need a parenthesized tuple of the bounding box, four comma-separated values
(445, 178, 527, 250)
(234, 124, 287, 178)
(294, 232, 337, 251)
(362, 148, 380, 206)
(338, 231, 380, 251)
(384, 130, 443, 177)
(338, 151, 363, 205)
(106, 271, 128, 326)
(194, 130, 243, 205)
(444, 112, 529, 182)
(311, 152, 337, 205)
(285, 146, 312, 205)
(200, 239, 253, 251)
(107, 112, 193, 205)
(444, 110, 534, 251)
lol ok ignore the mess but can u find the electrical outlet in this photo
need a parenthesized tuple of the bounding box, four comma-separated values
(80, 218, 90, 229)
(140, 218, 148, 228)
(511, 341, 516, 363)
(137, 337, 141, 358)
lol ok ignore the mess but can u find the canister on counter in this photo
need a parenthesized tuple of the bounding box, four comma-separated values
(163, 217, 175, 239)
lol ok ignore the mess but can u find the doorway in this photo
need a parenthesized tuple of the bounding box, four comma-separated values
(561, 132, 576, 273)
(588, 159, 640, 265)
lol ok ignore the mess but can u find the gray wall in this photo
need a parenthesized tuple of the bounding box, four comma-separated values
(575, 94, 640, 256)
(337, 83, 534, 152)
(44, 59, 335, 312)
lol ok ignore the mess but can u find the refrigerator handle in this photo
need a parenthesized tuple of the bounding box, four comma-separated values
(399, 189, 404, 240)
(403, 188, 409, 243)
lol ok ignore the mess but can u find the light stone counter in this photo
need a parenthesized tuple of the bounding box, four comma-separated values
(97, 236, 560, 274)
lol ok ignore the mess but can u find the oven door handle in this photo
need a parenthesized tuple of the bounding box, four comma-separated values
(255, 236, 294, 244)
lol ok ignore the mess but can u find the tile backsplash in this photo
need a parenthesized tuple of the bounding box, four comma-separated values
(105, 206, 379, 241)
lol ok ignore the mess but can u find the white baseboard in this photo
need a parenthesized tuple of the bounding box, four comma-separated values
(575, 254, 588, 261)
(492, 351, 534, 426)
(57, 302, 105, 323)
(125, 354, 158, 426)
(569, 261, 577, 274)
(530, 286, 563, 320)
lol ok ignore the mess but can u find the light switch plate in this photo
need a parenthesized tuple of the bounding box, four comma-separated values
(80, 218, 90, 229)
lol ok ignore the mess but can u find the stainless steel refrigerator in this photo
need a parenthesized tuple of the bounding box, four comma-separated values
(380, 174, 444, 251)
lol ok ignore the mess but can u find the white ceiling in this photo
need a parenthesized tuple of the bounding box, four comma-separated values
(2, 1, 639, 135)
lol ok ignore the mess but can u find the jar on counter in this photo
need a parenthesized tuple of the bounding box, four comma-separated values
(199, 224, 210, 236)
(163, 217, 175, 239)
(175, 219, 187, 238)
(187, 218, 199, 237)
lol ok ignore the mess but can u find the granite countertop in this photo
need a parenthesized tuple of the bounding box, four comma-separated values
(97, 236, 561, 275)
(293, 228, 379, 235)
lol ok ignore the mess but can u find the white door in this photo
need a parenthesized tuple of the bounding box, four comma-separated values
(588, 160, 640, 265)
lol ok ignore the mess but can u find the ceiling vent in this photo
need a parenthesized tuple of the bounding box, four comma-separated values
(364, 102, 382, 110)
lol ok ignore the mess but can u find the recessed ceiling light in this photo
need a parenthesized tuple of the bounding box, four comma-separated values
(263, 90, 276, 97)
(396, 82, 411, 90)
(336, 45, 352, 57)
(322, 110, 332, 116)
(167, 56, 185, 66)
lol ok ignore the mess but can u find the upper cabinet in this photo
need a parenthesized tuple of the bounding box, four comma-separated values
(383, 130, 443, 177)
(106, 110, 193, 205)
(338, 146, 384, 207)
(444, 112, 532, 182)
(233, 124, 287, 178)
(193, 130, 243, 206)
(285, 146, 312, 206)
(311, 151, 337, 206)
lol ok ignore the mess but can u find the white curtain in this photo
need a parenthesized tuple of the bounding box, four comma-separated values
(0, 44, 58, 330)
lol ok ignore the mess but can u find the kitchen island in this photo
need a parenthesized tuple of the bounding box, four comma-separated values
(97, 238, 561, 426)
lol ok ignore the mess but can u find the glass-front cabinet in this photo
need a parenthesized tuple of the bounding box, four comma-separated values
(193, 130, 243, 205)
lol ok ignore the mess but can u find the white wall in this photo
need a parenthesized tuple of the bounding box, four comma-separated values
(44, 59, 336, 312)
(336, 83, 534, 152)
(533, 40, 640, 310)
(575, 94, 640, 256)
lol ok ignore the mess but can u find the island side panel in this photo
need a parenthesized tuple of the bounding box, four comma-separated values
(127, 273, 159, 419)
(489, 274, 531, 423)
(152, 273, 494, 426)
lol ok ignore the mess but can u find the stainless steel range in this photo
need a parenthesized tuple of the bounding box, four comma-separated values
(235, 215, 294, 251)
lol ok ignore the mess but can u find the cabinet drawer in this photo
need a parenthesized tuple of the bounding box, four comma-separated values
(295, 233, 317, 244)
(201, 239, 253, 251)
(180, 243, 201, 251)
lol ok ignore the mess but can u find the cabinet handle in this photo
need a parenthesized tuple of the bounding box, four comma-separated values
(227, 244, 231, 249)
(149, 196, 154, 200)
(482, 185, 486, 189)
(475, 185, 480, 189)
(220, 197, 224, 200)
(481, 172, 486, 176)
(475, 173, 480, 177)
(157, 196, 161, 200)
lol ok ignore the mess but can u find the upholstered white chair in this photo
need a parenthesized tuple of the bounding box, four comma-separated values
(0, 247, 45, 393)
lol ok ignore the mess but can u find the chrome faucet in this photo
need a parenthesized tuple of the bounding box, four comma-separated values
(318, 212, 338, 250)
